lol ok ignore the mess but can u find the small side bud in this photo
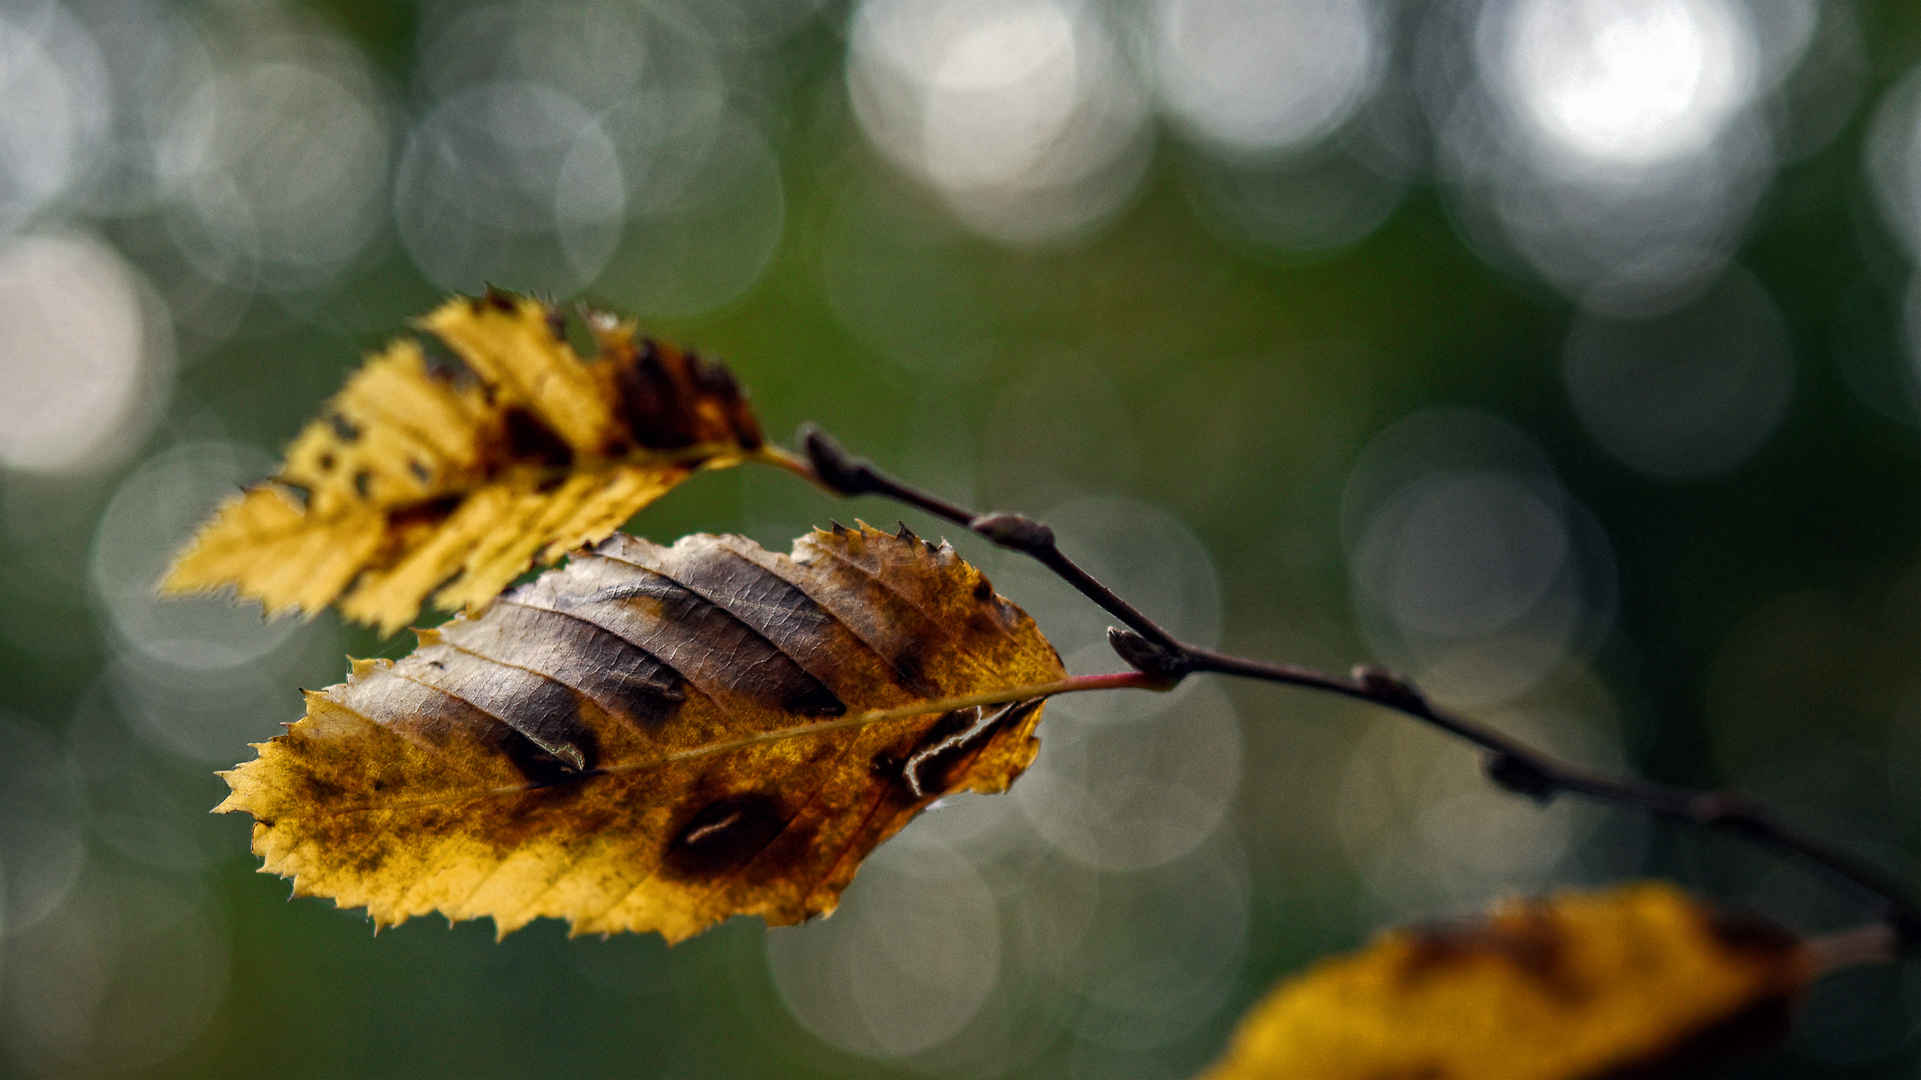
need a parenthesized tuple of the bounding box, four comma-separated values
(1687, 791, 1770, 832)
(1485, 752, 1557, 803)
(1352, 663, 1426, 712)
(1108, 626, 1189, 680)
(799, 422, 876, 496)
(970, 513, 1055, 553)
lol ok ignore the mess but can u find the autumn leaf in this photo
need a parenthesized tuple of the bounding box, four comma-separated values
(1200, 882, 1814, 1080)
(161, 289, 768, 635)
(216, 523, 1066, 942)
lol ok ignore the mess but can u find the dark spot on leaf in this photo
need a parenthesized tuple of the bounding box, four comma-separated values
(1402, 910, 1568, 996)
(484, 287, 517, 313)
(328, 413, 361, 441)
(410, 459, 432, 483)
(614, 339, 693, 449)
(887, 648, 927, 696)
(494, 724, 585, 788)
(1601, 992, 1795, 1079)
(318, 453, 336, 472)
(389, 495, 462, 530)
(354, 471, 372, 498)
(890, 700, 1038, 800)
(503, 407, 574, 469)
(499, 677, 599, 772)
(661, 792, 789, 880)
(294, 770, 349, 808)
(786, 681, 845, 717)
(973, 580, 993, 602)
(340, 840, 390, 877)
(688, 354, 758, 453)
(870, 750, 904, 779)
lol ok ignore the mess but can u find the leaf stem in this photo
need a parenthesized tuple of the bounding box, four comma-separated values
(1806, 922, 1900, 974)
(653, 668, 1171, 768)
(789, 422, 1921, 952)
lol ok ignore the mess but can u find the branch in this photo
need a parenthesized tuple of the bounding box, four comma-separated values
(795, 422, 1921, 950)
(1807, 922, 1900, 973)
(798, 424, 1188, 661)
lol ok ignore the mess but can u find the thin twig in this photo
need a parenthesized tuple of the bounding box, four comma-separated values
(1806, 923, 1900, 973)
(794, 422, 1921, 951)
(799, 424, 1187, 658)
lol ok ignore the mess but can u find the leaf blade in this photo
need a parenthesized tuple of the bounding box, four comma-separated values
(217, 525, 1065, 942)
(160, 291, 764, 634)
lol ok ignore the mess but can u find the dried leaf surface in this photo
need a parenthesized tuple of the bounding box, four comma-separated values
(1201, 882, 1813, 1080)
(217, 525, 1065, 942)
(162, 291, 765, 634)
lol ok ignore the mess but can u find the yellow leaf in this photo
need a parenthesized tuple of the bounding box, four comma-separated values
(215, 524, 1066, 942)
(161, 290, 767, 635)
(1200, 882, 1813, 1080)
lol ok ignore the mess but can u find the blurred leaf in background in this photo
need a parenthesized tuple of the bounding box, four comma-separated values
(4, 0, 1921, 1076)
(1202, 882, 1815, 1080)
(161, 291, 767, 635)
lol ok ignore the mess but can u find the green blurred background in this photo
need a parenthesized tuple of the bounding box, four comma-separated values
(6, 0, 1921, 1075)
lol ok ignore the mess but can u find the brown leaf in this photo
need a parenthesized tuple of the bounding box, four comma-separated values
(1200, 882, 1814, 1080)
(215, 524, 1066, 942)
(160, 290, 767, 635)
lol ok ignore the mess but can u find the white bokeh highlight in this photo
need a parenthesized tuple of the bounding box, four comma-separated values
(0, 2, 110, 233)
(847, 0, 1152, 244)
(1016, 681, 1241, 871)
(1564, 265, 1794, 478)
(400, 2, 785, 314)
(1497, 0, 1759, 168)
(766, 832, 1002, 1060)
(89, 441, 338, 762)
(0, 232, 169, 475)
(1343, 409, 1616, 706)
(1151, 0, 1383, 156)
(1422, 0, 1812, 314)
(154, 5, 391, 293)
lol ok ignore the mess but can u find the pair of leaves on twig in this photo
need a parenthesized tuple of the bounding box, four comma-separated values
(165, 291, 1828, 1077)
(167, 291, 1066, 941)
